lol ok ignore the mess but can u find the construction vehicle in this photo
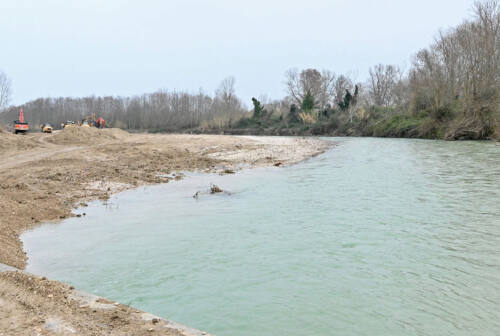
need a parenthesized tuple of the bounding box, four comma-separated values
(40, 123, 53, 133)
(13, 108, 29, 134)
(62, 121, 76, 129)
(81, 114, 105, 128)
(82, 113, 97, 127)
(96, 117, 105, 129)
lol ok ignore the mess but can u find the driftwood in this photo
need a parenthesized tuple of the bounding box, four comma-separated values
(193, 184, 229, 199)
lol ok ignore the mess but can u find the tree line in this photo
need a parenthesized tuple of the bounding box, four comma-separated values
(0, 77, 246, 132)
(1, 0, 498, 139)
(239, 1, 499, 139)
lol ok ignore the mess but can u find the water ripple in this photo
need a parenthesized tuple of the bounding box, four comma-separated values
(22, 138, 500, 336)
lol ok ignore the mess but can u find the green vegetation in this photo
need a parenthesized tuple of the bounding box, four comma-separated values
(228, 104, 446, 139)
(301, 92, 315, 112)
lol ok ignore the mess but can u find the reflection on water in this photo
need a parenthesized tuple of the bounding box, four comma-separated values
(23, 138, 500, 336)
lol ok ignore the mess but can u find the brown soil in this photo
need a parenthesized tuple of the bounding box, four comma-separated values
(0, 128, 329, 335)
(0, 270, 196, 335)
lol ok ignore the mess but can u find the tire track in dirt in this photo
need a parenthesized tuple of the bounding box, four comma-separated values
(0, 145, 83, 170)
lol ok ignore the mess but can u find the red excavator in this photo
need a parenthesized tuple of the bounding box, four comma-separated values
(14, 108, 30, 134)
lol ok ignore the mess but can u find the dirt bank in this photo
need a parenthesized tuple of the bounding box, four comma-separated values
(0, 128, 329, 335)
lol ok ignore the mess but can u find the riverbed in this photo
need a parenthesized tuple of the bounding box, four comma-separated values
(22, 137, 500, 336)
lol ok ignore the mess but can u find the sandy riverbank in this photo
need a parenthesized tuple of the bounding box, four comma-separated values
(0, 128, 329, 335)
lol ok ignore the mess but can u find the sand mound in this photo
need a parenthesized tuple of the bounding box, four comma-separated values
(103, 128, 129, 138)
(49, 127, 129, 144)
(0, 132, 38, 153)
(0, 133, 12, 151)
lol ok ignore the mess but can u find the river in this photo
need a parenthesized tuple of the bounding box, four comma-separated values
(22, 137, 500, 336)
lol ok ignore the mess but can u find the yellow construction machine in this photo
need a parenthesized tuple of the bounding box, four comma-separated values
(40, 123, 53, 133)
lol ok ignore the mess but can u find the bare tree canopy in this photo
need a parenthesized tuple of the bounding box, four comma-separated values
(216, 76, 236, 103)
(333, 75, 354, 106)
(214, 76, 245, 126)
(0, 70, 12, 110)
(407, 0, 500, 137)
(367, 64, 402, 106)
(0, 89, 246, 131)
(285, 68, 336, 109)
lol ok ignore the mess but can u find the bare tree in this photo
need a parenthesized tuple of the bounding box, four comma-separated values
(285, 68, 311, 106)
(408, 0, 499, 138)
(285, 68, 336, 109)
(318, 70, 336, 109)
(0, 86, 246, 131)
(367, 64, 402, 106)
(333, 75, 353, 106)
(214, 76, 245, 126)
(216, 76, 236, 103)
(0, 70, 12, 110)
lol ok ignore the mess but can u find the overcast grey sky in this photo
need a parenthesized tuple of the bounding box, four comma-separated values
(1, 0, 475, 105)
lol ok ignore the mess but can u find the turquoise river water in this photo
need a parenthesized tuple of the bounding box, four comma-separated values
(22, 138, 500, 336)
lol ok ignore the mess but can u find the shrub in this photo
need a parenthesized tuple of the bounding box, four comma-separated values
(301, 91, 316, 111)
(298, 111, 317, 124)
(252, 97, 265, 119)
(288, 104, 300, 122)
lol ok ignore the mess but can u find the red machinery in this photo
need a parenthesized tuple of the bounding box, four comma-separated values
(14, 108, 30, 134)
(96, 117, 105, 129)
